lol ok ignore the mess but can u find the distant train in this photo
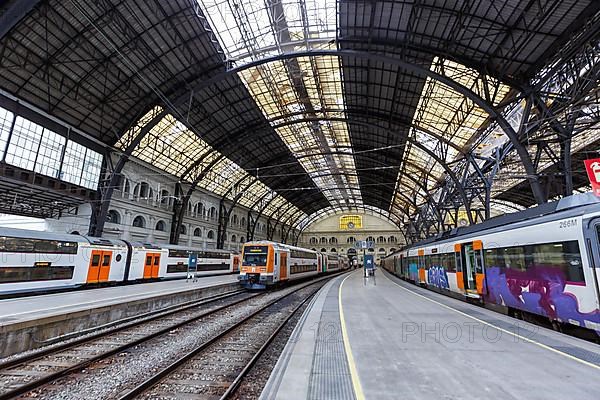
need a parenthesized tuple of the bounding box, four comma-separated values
(0, 227, 240, 296)
(382, 193, 600, 335)
(238, 241, 350, 289)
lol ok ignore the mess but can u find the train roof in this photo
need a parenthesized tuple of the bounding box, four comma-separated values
(0, 226, 89, 243)
(396, 193, 600, 254)
(243, 241, 318, 253)
(159, 243, 234, 253)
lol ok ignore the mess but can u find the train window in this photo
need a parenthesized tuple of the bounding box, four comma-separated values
(91, 254, 101, 267)
(153, 256, 160, 265)
(503, 247, 526, 271)
(0, 265, 75, 283)
(484, 248, 506, 269)
(168, 249, 190, 258)
(442, 253, 456, 272)
(243, 254, 267, 266)
(146, 256, 152, 265)
(102, 255, 111, 266)
(116, 254, 122, 262)
(0, 237, 78, 254)
(532, 241, 584, 282)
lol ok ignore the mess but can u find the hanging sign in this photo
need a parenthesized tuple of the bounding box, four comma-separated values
(584, 158, 600, 197)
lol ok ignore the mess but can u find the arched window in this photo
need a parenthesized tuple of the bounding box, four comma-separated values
(155, 220, 166, 231)
(179, 225, 187, 235)
(347, 236, 355, 243)
(366, 236, 375, 243)
(160, 189, 170, 205)
(121, 178, 130, 194)
(207, 230, 215, 239)
(232, 215, 238, 225)
(389, 248, 396, 253)
(107, 210, 121, 224)
(331, 248, 337, 252)
(134, 182, 152, 199)
(70, 231, 80, 235)
(309, 237, 318, 244)
(240, 236, 245, 243)
(231, 234, 237, 243)
(132, 215, 146, 228)
(378, 248, 386, 253)
(388, 236, 397, 243)
(377, 236, 386, 243)
(240, 217, 246, 227)
(194, 202, 204, 217)
(320, 237, 327, 244)
(320, 248, 327, 252)
(329, 237, 337, 244)
(311, 248, 317, 251)
(210, 207, 217, 219)
(193, 227, 202, 237)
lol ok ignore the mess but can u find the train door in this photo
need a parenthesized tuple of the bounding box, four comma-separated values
(151, 253, 161, 278)
(280, 252, 288, 280)
(87, 250, 112, 283)
(417, 249, 426, 284)
(585, 218, 600, 308)
(232, 255, 240, 273)
(454, 244, 464, 292)
(143, 253, 153, 279)
(460, 240, 485, 297)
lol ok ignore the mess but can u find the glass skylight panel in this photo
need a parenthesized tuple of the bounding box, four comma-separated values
(390, 58, 511, 214)
(239, 55, 362, 208)
(196, 0, 360, 210)
(197, 0, 337, 63)
(115, 107, 304, 220)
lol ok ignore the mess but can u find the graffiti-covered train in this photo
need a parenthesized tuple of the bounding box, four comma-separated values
(238, 241, 349, 289)
(0, 227, 240, 296)
(382, 193, 600, 335)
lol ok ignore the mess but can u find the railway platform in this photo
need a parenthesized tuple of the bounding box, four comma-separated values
(261, 269, 600, 400)
(0, 275, 238, 358)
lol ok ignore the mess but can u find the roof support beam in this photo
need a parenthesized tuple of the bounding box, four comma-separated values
(169, 154, 225, 245)
(185, 49, 546, 205)
(88, 109, 169, 237)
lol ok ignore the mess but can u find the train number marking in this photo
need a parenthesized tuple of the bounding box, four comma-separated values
(559, 219, 577, 229)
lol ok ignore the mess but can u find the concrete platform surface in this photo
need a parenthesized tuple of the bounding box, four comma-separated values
(0, 275, 238, 357)
(263, 269, 600, 400)
(0, 275, 236, 324)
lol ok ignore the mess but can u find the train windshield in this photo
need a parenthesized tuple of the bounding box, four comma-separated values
(242, 245, 268, 266)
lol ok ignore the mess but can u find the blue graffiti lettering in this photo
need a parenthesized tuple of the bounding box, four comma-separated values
(427, 266, 449, 289)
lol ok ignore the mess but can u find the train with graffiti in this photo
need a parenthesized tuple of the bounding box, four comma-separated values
(0, 227, 240, 296)
(238, 241, 349, 289)
(381, 193, 600, 335)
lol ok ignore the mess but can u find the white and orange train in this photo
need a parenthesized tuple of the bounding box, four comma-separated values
(0, 227, 240, 296)
(382, 193, 600, 335)
(238, 241, 349, 289)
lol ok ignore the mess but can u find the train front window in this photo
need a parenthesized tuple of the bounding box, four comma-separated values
(243, 254, 267, 266)
(243, 245, 268, 266)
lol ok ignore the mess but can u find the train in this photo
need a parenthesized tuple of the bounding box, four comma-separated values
(0, 227, 240, 296)
(381, 193, 600, 335)
(238, 241, 350, 289)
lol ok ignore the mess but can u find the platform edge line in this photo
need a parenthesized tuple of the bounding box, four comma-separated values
(384, 271, 600, 371)
(339, 272, 366, 400)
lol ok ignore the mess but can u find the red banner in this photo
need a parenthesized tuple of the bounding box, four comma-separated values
(584, 158, 600, 197)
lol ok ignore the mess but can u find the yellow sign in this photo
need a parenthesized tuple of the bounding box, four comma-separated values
(339, 215, 362, 229)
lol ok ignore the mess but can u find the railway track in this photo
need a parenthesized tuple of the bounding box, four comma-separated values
(0, 289, 255, 400)
(119, 277, 328, 400)
(0, 273, 341, 399)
